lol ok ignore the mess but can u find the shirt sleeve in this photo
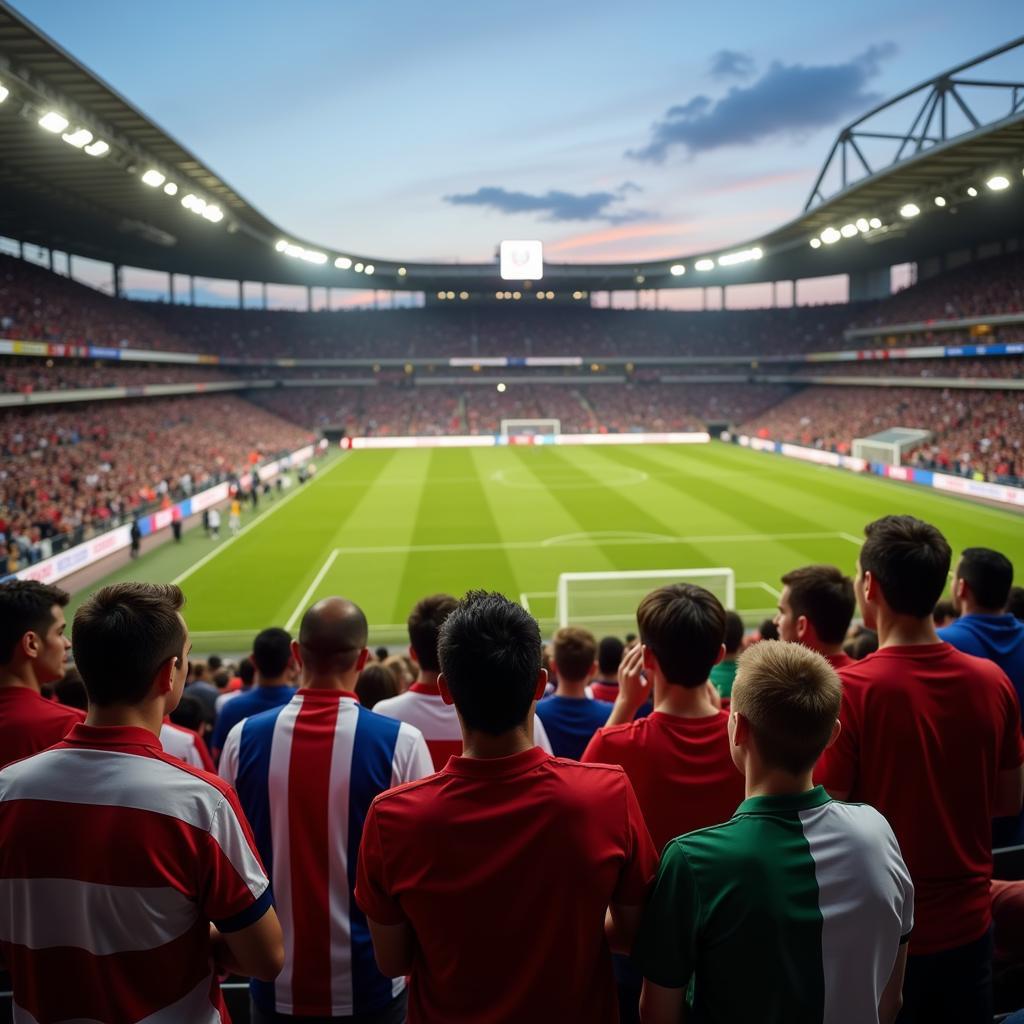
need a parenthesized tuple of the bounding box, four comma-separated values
(392, 724, 434, 787)
(997, 672, 1024, 771)
(218, 721, 243, 788)
(881, 816, 914, 942)
(201, 788, 273, 932)
(612, 775, 659, 906)
(632, 840, 700, 989)
(354, 801, 407, 926)
(814, 686, 859, 795)
(580, 729, 607, 765)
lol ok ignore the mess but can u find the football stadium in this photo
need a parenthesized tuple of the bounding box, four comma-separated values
(1, 2, 1024, 1022)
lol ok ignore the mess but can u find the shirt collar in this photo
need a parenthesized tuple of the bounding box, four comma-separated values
(735, 785, 831, 816)
(410, 680, 441, 696)
(64, 723, 163, 751)
(296, 687, 360, 703)
(445, 745, 550, 778)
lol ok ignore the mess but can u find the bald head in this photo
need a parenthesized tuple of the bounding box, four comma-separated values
(298, 597, 368, 676)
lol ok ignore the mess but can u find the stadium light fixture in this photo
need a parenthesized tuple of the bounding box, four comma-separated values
(437, 291, 445, 300)
(966, 186, 978, 197)
(986, 174, 1010, 191)
(495, 291, 503, 299)
(84, 139, 109, 157)
(397, 266, 407, 276)
(809, 238, 822, 249)
(61, 128, 93, 148)
(276, 240, 289, 252)
(536, 291, 545, 300)
(855, 218, 869, 232)
(302, 250, 327, 265)
(460, 291, 469, 300)
(820, 227, 841, 244)
(446, 291, 455, 300)
(670, 264, 685, 276)
(334, 256, 352, 269)
(635, 274, 646, 285)
(899, 203, 920, 218)
(717, 246, 762, 267)
(202, 205, 224, 223)
(934, 196, 946, 207)
(868, 217, 882, 229)
(142, 169, 166, 187)
(840, 224, 857, 238)
(354, 262, 364, 273)
(513, 291, 522, 300)
(364, 264, 375, 275)
(163, 182, 178, 196)
(695, 258, 715, 271)
(546, 291, 554, 299)
(0, 83, 8, 104)
(38, 111, 69, 133)
(497, 382, 506, 392)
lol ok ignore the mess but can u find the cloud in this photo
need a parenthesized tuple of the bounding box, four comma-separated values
(710, 49, 755, 80)
(443, 185, 647, 223)
(628, 43, 897, 163)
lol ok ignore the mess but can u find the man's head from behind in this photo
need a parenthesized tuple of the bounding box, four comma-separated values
(857, 515, 951, 628)
(437, 591, 545, 736)
(776, 565, 855, 653)
(72, 583, 189, 710)
(295, 597, 369, 683)
(730, 640, 841, 777)
(952, 548, 1014, 616)
(552, 626, 597, 685)
(0, 580, 71, 686)
(722, 612, 744, 660)
(407, 593, 457, 674)
(636, 583, 725, 688)
(597, 635, 624, 678)
(251, 627, 294, 681)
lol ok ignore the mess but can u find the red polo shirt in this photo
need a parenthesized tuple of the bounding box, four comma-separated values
(582, 709, 745, 853)
(355, 746, 657, 1024)
(0, 686, 84, 770)
(816, 643, 1024, 955)
(826, 651, 855, 671)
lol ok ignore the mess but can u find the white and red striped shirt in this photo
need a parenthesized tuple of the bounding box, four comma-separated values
(373, 681, 553, 770)
(0, 723, 272, 1024)
(219, 688, 432, 1017)
(161, 720, 215, 772)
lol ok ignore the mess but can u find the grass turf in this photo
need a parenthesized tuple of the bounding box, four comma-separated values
(67, 441, 1024, 653)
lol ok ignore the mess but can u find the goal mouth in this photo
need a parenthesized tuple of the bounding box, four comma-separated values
(555, 568, 736, 634)
(500, 418, 561, 437)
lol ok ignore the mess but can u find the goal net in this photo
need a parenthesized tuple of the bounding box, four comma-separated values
(500, 418, 561, 437)
(555, 568, 736, 636)
(852, 427, 932, 467)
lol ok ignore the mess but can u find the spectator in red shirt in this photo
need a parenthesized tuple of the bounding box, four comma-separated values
(774, 564, 857, 671)
(817, 515, 1024, 1024)
(355, 591, 658, 1024)
(0, 580, 80, 769)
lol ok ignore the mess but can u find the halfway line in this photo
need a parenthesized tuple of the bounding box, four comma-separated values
(285, 549, 341, 631)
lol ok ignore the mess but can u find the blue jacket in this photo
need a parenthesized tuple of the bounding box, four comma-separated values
(939, 614, 1024, 709)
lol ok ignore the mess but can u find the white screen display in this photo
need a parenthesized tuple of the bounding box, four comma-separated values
(500, 239, 543, 280)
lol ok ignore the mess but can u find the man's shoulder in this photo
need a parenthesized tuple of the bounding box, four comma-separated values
(590, 715, 651, 747)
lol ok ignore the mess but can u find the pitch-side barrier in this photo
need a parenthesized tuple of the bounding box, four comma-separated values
(341, 431, 711, 450)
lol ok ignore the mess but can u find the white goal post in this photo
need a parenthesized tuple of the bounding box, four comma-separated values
(500, 418, 561, 436)
(556, 568, 736, 635)
(852, 427, 932, 467)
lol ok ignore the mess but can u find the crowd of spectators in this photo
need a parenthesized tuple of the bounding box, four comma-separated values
(797, 357, 1024, 380)
(0, 394, 312, 567)
(0, 356, 236, 394)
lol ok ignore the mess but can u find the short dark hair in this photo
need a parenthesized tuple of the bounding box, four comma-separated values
(0, 580, 69, 665)
(781, 565, 856, 645)
(72, 583, 187, 706)
(932, 600, 957, 625)
(238, 656, 255, 687)
(1008, 586, 1024, 622)
(54, 668, 88, 710)
(860, 515, 951, 618)
(957, 548, 1014, 612)
(170, 694, 205, 733)
(438, 591, 542, 735)
(598, 636, 624, 676)
(252, 627, 293, 678)
(758, 619, 780, 641)
(723, 611, 745, 655)
(733, 641, 841, 775)
(636, 584, 726, 688)
(553, 626, 597, 682)
(356, 663, 399, 709)
(407, 594, 457, 672)
(850, 629, 878, 660)
(207, 655, 223, 672)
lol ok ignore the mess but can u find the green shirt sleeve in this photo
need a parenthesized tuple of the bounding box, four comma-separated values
(632, 839, 700, 989)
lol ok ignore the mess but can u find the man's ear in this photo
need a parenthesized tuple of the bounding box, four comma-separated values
(731, 711, 751, 748)
(822, 718, 842, 752)
(954, 577, 967, 603)
(642, 644, 657, 673)
(534, 668, 548, 701)
(408, 645, 420, 665)
(20, 629, 41, 661)
(154, 656, 177, 698)
(712, 642, 726, 667)
(355, 647, 370, 673)
(437, 673, 454, 706)
(290, 639, 304, 669)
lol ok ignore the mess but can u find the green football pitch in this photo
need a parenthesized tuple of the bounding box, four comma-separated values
(67, 441, 1024, 653)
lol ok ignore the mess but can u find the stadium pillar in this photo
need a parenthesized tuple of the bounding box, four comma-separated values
(238, 280, 244, 309)
(113, 264, 122, 299)
(722, 286, 727, 310)
(772, 280, 777, 308)
(169, 273, 175, 303)
(48, 248, 54, 272)
(189, 276, 196, 305)
(262, 282, 268, 309)
(306, 285, 312, 312)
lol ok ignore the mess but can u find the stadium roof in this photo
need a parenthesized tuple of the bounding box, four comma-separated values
(1, 2, 1022, 295)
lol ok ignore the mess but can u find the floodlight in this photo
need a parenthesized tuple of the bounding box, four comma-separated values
(62, 128, 93, 148)
(397, 266, 407, 276)
(364, 264, 375, 275)
(163, 182, 178, 196)
(820, 227, 841, 244)
(500, 240, 543, 280)
(809, 238, 822, 249)
(202, 205, 223, 223)
(335, 256, 352, 269)
(546, 291, 554, 299)
(536, 292, 545, 300)
(717, 246, 762, 266)
(934, 196, 946, 207)
(276, 240, 289, 252)
(0, 83, 8, 104)
(966, 186, 978, 197)
(513, 291, 521, 300)
(495, 291, 503, 299)
(437, 291, 446, 300)
(84, 140, 109, 157)
(670, 264, 685, 276)
(986, 174, 1010, 191)
(695, 258, 715, 271)
(497, 383, 506, 393)
(181, 193, 199, 210)
(840, 224, 857, 238)
(635, 274, 646, 284)
(302, 250, 327, 265)
(39, 111, 69, 133)
(899, 203, 920, 218)
(868, 217, 882, 229)
(142, 169, 166, 187)
(460, 291, 469, 300)
(354, 262, 364, 273)
(855, 218, 869, 232)
(446, 291, 455, 300)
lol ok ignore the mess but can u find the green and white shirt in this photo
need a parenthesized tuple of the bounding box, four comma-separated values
(633, 786, 913, 1024)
